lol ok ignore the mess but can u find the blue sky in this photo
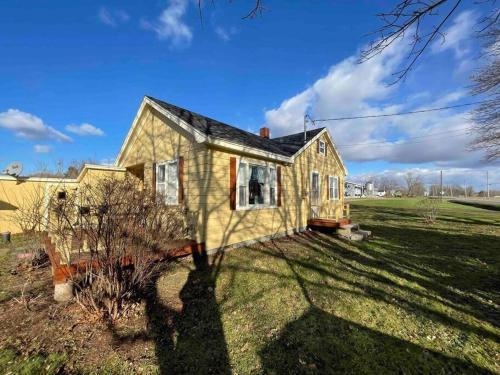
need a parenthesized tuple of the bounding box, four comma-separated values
(0, 1, 498, 189)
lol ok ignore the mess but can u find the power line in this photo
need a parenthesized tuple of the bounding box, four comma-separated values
(336, 127, 470, 148)
(310, 99, 495, 123)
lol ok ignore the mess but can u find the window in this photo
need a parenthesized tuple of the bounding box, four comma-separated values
(238, 162, 247, 207)
(311, 172, 320, 206)
(269, 168, 276, 206)
(249, 165, 265, 205)
(329, 176, 339, 200)
(57, 191, 67, 200)
(319, 140, 326, 155)
(237, 161, 277, 209)
(156, 160, 178, 205)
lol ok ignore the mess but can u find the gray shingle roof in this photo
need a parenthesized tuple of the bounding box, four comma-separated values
(147, 96, 325, 157)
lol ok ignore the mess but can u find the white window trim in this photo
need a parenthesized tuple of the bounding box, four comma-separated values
(319, 140, 326, 155)
(311, 170, 321, 206)
(236, 157, 278, 211)
(156, 159, 179, 205)
(329, 175, 339, 200)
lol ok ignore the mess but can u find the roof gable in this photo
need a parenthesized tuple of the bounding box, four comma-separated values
(147, 96, 324, 157)
(116, 96, 346, 173)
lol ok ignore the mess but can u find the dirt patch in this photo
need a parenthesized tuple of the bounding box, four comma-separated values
(0, 241, 196, 373)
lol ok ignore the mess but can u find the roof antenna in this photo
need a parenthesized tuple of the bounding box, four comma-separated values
(304, 114, 314, 144)
(304, 114, 308, 144)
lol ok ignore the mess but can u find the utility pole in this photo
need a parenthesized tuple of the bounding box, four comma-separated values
(464, 180, 467, 198)
(487, 171, 490, 198)
(440, 170, 443, 200)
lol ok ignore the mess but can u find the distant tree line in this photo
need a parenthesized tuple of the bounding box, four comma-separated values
(367, 172, 488, 198)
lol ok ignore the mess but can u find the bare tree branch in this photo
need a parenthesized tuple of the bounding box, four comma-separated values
(470, 27, 500, 160)
(360, 0, 465, 83)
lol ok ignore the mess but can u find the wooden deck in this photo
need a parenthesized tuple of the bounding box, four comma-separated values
(43, 234, 205, 285)
(307, 217, 351, 229)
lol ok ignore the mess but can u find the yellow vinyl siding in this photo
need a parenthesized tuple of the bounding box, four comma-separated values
(195, 135, 345, 250)
(0, 177, 78, 234)
(0, 167, 125, 235)
(117, 103, 347, 250)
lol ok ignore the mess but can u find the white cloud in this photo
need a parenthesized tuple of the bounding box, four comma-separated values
(34, 144, 51, 153)
(98, 7, 129, 27)
(0, 109, 72, 142)
(65, 123, 104, 136)
(431, 10, 477, 58)
(141, 0, 192, 47)
(215, 26, 237, 41)
(265, 37, 406, 137)
(263, 35, 490, 167)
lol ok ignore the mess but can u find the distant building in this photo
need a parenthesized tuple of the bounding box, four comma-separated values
(345, 181, 364, 198)
(365, 181, 374, 196)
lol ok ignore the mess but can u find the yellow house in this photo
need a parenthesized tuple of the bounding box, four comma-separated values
(115, 96, 348, 251)
(0, 165, 126, 235)
(0, 95, 348, 252)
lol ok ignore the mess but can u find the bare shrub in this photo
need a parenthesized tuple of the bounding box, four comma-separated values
(416, 198, 441, 224)
(47, 176, 189, 321)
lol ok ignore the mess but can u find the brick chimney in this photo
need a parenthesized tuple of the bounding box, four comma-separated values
(259, 127, 270, 139)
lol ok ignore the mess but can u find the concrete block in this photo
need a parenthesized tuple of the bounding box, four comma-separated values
(356, 229, 372, 239)
(54, 281, 73, 302)
(337, 227, 352, 236)
(339, 233, 364, 242)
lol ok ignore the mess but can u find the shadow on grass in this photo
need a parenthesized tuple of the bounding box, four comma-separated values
(111, 250, 231, 374)
(367, 206, 500, 227)
(255, 235, 496, 374)
(449, 200, 500, 212)
(111, 203, 498, 373)
(259, 306, 492, 374)
(290, 232, 500, 340)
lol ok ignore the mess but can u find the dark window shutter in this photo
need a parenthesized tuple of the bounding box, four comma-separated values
(229, 157, 237, 210)
(317, 140, 320, 153)
(327, 175, 330, 200)
(325, 143, 328, 157)
(277, 166, 282, 207)
(178, 156, 184, 204)
(152, 162, 157, 200)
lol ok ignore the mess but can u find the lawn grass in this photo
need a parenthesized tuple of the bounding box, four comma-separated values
(128, 197, 499, 374)
(1, 198, 498, 373)
(0, 348, 66, 375)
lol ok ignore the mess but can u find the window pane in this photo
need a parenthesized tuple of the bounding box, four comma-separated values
(166, 181, 177, 203)
(168, 161, 178, 182)
(157, 165, 165, 183)
(270, 169, 276, 205)
(157, 183, 165, 198)
(319, 141, 325, 154)
(238, 163, 247, 207)
(249, 165, 265, 205)
(239, 186, 246, 207)
(166, 161, 178, 204)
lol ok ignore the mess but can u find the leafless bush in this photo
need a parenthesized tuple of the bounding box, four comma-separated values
(45, 176, 190, 321)
(416, 198, 441, 224)
(6, 181, 51, 270)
